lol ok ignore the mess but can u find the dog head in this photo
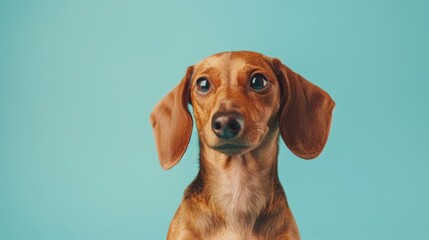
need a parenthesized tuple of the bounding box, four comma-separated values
(150, 51, 335, 169)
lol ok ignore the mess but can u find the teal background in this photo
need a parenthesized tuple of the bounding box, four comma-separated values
(1, 0, 428, 239)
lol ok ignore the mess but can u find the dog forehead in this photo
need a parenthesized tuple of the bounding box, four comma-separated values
(194, 53, 243, 72)
(193, 51, 270, 74)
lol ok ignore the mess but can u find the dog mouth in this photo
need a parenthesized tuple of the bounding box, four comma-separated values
(213, 143, 248, 150)
(211, 143, 251, 155)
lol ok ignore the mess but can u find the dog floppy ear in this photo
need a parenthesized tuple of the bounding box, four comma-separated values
(150, 66, 193, 169)
(273, 59, 335, 159)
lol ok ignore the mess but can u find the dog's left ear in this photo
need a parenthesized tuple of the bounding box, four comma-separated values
(273, 59, 335, 159)
(150, 66, 194, 170)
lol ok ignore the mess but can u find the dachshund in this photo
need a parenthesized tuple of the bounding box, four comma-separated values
(150, 51, 335, 240)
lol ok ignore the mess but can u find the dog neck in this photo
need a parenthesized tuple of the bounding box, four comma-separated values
(195, 129, 281, 227)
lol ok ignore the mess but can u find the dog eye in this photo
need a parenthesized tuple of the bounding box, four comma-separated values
(250, 74, 268, 91)
(196, 77, 211, 93)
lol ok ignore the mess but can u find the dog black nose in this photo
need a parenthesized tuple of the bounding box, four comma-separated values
(211, 112, 243, 139)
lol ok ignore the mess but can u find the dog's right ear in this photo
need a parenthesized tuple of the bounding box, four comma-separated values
(150, 66, 194, 170)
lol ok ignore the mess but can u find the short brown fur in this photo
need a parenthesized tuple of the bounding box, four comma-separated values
(150, 51, 335, 239)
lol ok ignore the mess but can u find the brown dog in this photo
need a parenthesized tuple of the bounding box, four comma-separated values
(150, 51, 334, 240)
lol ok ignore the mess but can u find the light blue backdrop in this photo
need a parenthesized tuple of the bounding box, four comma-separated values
(1, 0, 428, 239)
